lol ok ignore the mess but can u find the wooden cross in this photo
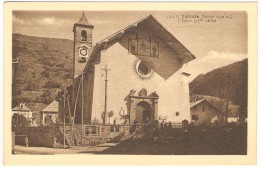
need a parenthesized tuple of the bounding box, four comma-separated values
(101, 65, 111, 81)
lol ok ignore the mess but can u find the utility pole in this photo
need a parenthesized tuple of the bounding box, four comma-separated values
(12, 58, 19, 126)
(101, 65, 111, 124)
(71, 78, 82, 148)
(225, 73, 231, 125)
(81, 73, 84, 144)
(63, 84, 66, 148)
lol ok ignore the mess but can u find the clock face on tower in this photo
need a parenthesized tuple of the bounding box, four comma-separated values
(80, 48, 88, 56)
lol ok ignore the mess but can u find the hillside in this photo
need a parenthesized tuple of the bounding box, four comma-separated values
(12, 34, 74, 107)
(189, 59, 248, 118)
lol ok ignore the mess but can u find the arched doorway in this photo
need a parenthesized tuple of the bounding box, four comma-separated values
(136, 101, 151, 124)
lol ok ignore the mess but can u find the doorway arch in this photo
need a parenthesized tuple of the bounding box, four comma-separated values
(136, 101, 151, 123)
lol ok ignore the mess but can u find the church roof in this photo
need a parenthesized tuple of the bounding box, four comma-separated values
(41, 100, 59, 113)
(83, 15, 196, 73)
(73, 12, 94, 31)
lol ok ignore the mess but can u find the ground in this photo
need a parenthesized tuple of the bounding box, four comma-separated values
(14, 135, 246, 155)
(14, 143, 115, 154)
(13, 124, 247, 155)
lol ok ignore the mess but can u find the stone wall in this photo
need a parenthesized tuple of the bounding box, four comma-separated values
(12, 124, 139, 148)
(12, 126, 56, 147)
(57, 124, 133, 146)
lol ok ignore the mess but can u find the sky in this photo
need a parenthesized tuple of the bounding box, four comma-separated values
(13, 11, 248, 81)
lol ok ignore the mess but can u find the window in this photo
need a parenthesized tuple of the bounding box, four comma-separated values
(81, 30, 87, 41)
(202, 106, 205, 112)
(192, 115, 198, 120)
(138, 62, 150, 75)
(134, 60, 154, 80)
(136, 61, 152, 76)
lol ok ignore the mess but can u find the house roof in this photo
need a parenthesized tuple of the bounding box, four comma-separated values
(83, 15, 196, 73)
(41, 100, 59, 113)
(12, 105, 31, 112)
(27, 103, 47, 113)
(190, 99, 222, 113)
(190, 99, 205, 108)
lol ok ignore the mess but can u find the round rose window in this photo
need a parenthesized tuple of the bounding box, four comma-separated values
(136, 60, 153, 78)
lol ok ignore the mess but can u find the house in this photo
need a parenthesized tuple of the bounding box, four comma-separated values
(190, 99, 223, 125)
(59, 12, 196, 125)
(12, 102, 33, 119)
(12, 102, 33, 127)
(41, 100, 59, 125)
(227, 104, 240, 123)
(27, 102, 48, 126)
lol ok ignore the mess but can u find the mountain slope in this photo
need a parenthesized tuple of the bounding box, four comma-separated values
(189, 59, 248, 118)
(12, 34, 74, 106)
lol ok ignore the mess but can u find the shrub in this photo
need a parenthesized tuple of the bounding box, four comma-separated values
(64, 72, 73, 79)
(24, 83, 39, 91)
(42, 89, 53, 104)
(56, 62, 65, 68)
(41, 59, 55, 67)
(44, 81, 61, 89)
(12, 114, 29, 127)
(41, 70, 50, 78)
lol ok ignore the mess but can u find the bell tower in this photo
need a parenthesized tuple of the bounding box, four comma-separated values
(73, 11, 94, 78)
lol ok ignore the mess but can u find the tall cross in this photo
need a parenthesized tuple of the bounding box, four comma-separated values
(101, 65, 111, 124)
(102, 65, 111, 81)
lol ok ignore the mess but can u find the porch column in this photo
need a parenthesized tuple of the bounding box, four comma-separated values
(129, 98, 136, 124)
(153, 99, 158, 121)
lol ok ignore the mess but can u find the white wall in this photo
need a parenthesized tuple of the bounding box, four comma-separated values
(190, 101, 220, 125)
(91, 41, 191, 124)
(12, 111, 32, 119)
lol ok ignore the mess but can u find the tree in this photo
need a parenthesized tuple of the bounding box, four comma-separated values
(107, 111, 114, 124)
(12, 114, 29, 127)
(92, 117, 101, 124)
(42, 89, 53, 104)
(24, 83, 39, 91)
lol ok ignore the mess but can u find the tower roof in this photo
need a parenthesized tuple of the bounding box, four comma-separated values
(73, 11, 94, 30)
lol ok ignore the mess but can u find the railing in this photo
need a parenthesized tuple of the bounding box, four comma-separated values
(83, 124, 149, 137)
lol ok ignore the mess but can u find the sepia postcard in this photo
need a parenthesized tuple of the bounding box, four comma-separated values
(2, 1, 258, 166)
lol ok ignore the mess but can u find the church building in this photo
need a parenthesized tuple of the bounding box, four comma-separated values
(59, 12, 196, 125)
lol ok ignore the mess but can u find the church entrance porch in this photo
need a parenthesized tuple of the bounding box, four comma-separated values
(136, 101, 151, 124)
(127, 89, 159, 124)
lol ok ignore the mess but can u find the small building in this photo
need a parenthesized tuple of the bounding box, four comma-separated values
(227, 104, 240, 123)
(41, 100, 59, 125)
(190, 99, 222, 125)
(12, 102, 33, 119)
(27, 103, 48, 126)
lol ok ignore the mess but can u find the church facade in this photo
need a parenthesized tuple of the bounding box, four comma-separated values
(60, 12, 196, 125)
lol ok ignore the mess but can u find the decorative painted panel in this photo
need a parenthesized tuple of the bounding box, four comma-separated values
(128, 38, 159, 57)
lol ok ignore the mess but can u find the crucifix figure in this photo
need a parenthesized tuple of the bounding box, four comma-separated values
(101, 65, 111, 124)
